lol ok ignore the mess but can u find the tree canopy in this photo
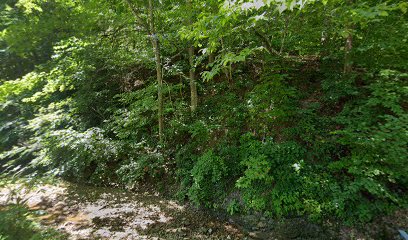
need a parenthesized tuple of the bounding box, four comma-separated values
(1, 0, 407, 225)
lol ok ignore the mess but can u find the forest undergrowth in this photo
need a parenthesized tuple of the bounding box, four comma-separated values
(0, 1, 407, 238)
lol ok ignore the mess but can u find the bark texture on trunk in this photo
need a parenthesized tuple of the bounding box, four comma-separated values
(188, 45, 198, 112)
(148, 0, 164, 142)
(187, 0, 198, 112)
(344, 0, 354, 74)
(344, 32, 353, 73)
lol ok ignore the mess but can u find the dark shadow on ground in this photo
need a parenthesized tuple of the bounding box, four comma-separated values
(1, 177, 406, 240)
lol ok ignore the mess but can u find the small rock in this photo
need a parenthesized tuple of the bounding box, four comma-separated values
(245, 215, 257, 224)
(257, 221, 267, 229)
(26, 196, 44, 208)
(34, 210, 47, 215)
(181, 217, 190, 226)
(54, 201, 65, 209)
(249, 231, 273, 239)
(208, 228, 213, 234)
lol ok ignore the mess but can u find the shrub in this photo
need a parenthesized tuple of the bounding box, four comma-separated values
(0, 205, 66, 240)
(188, 150, 228, 207)
(330, 70, 408, 222)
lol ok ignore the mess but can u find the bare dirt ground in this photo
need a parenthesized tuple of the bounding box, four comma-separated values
(1, 179, 406, 240)
(0, 180, 244, 240)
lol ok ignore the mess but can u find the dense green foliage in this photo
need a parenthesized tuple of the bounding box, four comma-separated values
(0, 204, 66, 240)
(1, 0, 407, 224)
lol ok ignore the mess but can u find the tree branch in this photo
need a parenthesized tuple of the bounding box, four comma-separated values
(253, 29, 281, 56)
(123, 0, 150, 34)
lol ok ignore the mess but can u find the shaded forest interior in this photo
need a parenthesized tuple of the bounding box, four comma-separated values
(0, 0, 407, 238)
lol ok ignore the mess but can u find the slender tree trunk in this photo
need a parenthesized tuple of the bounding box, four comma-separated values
(344, 31, 353, 73)
(187, 0, 198, 112)
(220, 37, 232, 83)
(188, 45, 198, 112)
(344, 0, 353, 74)
(148, 0, 164, 142)
(208, 53, 215, 64)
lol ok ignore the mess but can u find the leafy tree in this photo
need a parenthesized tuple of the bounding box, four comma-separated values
(0, 0, 407, 226)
